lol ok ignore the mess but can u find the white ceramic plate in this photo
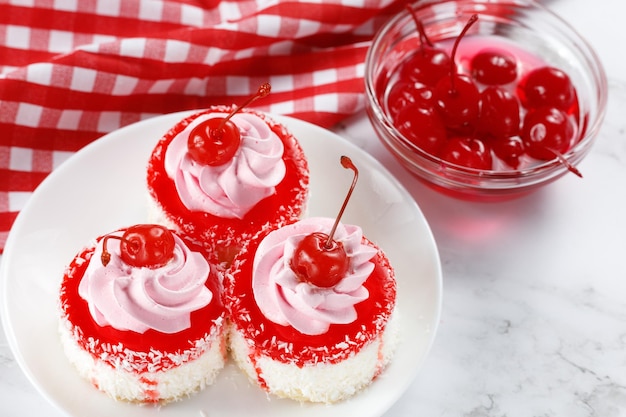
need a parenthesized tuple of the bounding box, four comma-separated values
(0, 112, 442, 417)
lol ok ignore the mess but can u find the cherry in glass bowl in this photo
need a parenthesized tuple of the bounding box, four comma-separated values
(364, 0, 607, 201)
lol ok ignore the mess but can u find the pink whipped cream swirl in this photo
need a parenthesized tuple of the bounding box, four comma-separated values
(164, 111, 286, 219)
(252, 217, 377, 336)
(78, 231, 213, 334)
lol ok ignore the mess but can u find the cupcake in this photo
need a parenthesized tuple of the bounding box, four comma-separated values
(146, 84, 309, 265)
(225, 211, 399, 403)
(224, 156, 398, 403)
(58, 224, 226, 404)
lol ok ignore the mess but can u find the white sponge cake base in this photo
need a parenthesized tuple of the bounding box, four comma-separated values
(58, 316, 226, 404)
(227, 310, 400, 404)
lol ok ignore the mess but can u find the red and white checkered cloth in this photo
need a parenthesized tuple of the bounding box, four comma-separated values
(0, 0, 407, 252)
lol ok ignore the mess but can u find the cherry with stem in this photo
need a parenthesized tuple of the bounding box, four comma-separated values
(445, 14, 478, 94)
(188, 82, 271, 166)
(433, 14, 480, 133)
(101, 224, 176, 269)
(521, 105, 582, 177)
(290, 156, 359, 288)
(401, 4, 452, 87)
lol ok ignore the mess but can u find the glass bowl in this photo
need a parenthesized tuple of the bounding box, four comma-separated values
(364, 0, 607, 201)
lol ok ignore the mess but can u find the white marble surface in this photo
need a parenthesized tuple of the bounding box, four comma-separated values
(2, 0, 626, 416)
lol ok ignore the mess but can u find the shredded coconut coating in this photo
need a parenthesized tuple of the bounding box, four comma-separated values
(58, 314, 226, 404)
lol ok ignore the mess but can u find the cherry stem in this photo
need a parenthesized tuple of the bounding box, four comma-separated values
(100, 235, 135, 266)
(101, 235, 121, 266)
(407, 4, 433, 48)
(449, 14, 478, 93)
(325, 156, 359, 249)
(218, 82, 271, 131)
(548, 148, 583, 178)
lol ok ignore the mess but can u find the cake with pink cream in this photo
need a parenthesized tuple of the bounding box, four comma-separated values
(58, 224, 226, 404)
(225, 156, 398, 403)
(146, 83, 309, 264)
(225, 217, 399, 403)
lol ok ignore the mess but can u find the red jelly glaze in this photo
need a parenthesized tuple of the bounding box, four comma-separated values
(59, 233, 225, 373)
(147, 107, 309, 262)
(225, 230, 397, 368)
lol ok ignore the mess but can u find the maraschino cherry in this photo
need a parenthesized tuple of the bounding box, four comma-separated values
(433, 14, 480, 133)
(400, 4, 451, 87)
(440, 136, 493, 170)
(290, 156, 359, 288)
(101, 224, 176, 269)
(518, 66, 576, 111)
(521, 106, 582, 177)
(395, 104, 447, 156)
(478, 85, 521, 138)
(387, 80, 436, 115)
(491, 135, 525, 169)
(470, 48, 518, 85)
(187, 82, 271, 166)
